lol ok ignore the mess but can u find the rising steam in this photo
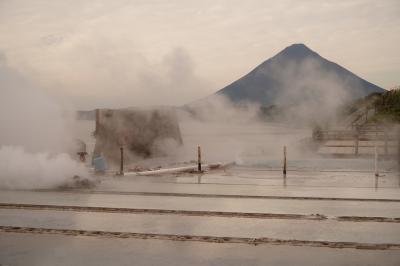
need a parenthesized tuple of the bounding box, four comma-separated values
(0, 55, 89, 189)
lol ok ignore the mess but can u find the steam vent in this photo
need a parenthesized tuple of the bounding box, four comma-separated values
(93, 107, 182, 164)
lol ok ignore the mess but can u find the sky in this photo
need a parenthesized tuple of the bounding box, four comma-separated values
(0, 0, 399, 109)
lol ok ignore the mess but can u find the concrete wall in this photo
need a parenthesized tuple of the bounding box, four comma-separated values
(93, 107, 182, 165)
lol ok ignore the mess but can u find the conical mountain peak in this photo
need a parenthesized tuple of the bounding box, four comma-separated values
(276, 43, 319, 60)
(211, 43, 384, 106)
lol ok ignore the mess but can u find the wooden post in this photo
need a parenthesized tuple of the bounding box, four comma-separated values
(95, 109, 100, 134)
(374, 145, 379, 177)
(119, 146, 124, 176)
(283, 146, 287, 177)
(197, 146, 202, 172)
(397, 128, 400, 172)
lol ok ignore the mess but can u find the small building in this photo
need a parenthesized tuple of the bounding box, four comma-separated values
(93, 107, 182, 165)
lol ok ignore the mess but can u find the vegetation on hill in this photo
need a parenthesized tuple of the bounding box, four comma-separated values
(343, 87, 400, 124)
(374, 88, 400, 122)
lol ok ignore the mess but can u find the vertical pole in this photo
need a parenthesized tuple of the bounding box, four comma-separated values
(397, 128, 400, 187)
(374, 145, 379, 178)
(354, 130, 359, 156)
(283, 146, 287, 177)
(93, 109, 101, 161)
(397, 128, 400, 172)
(198, 145, 202, 172)
(120, 146, 124, 176)
(95, 109, 100, 134)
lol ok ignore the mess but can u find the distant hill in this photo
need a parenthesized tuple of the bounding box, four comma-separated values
(214, 43, 385, 107)
(346, 86, 400, 123)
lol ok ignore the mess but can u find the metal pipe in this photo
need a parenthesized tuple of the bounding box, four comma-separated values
(125, 162, 230, 176)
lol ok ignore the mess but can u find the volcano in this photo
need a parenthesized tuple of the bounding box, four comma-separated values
(214, 43, 385, 107)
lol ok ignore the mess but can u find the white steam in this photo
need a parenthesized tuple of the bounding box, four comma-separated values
(270, 57, 360, 125)
(169, 95, 310, 166)
(0, 146, 88, 189)
(0, 56, 89, 189)
(184, 94, 261, 123)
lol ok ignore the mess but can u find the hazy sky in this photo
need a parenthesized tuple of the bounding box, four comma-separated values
(0, 0, 399, 109)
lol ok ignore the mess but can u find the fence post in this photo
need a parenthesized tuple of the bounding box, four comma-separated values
(397, 128, 400, 172)
(95, 109, 100, 133)
(374, 145, 379, 178)
(198, 145, 202, 172)
(119, 146, 124, 176)
(283, 146, 287, 177)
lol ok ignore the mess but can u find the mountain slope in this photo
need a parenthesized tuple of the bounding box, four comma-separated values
(215, 44, 385, 107)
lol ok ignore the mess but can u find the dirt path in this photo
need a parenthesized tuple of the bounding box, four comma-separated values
(1, 226, 399, 250)
(1, 203, 399, 223)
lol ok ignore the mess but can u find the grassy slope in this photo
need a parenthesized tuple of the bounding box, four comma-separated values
(344, 89, 400, 124)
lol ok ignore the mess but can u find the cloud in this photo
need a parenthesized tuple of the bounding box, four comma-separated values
(0, 0, 399, 109)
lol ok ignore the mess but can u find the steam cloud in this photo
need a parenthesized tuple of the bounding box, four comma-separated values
(170, 56, 366, 165)
(0, 55, 89, 189)
(271, 57, 358, 126)
(0, 146, 88, 189)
